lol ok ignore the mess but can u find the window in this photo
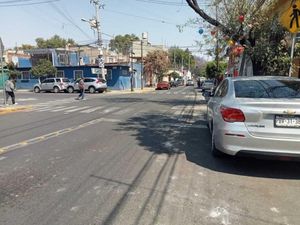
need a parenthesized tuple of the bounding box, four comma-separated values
(122, 70, 128, 76)
(234, 79, 300, 98)
(58, 54, 69, 65)
(106, 69, 112, 80)
(214, 80, 228, 97)
(22, 71, 30, 80)
(57, 71, 64, 78)
(74, 70, 83, 80)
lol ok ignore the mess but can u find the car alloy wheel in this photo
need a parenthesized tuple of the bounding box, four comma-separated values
(34, 87, 40, 93)
(89, 86, 96, 93)
(67, 86, 74, 93)
(53, 86, 60, 93)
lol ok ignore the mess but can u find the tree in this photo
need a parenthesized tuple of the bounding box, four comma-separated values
(109, 34, 139, 55)
(168, 47, 195, 70)
(143, 50, 170, 85)
(185, 0, 291, 75)
(14, 44, 35, 50)
(30, 59, 57, 78)
(35, 35, 75, 48)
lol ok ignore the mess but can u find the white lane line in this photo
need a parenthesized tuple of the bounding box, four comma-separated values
(51, 106, 77, 112)
(112, 108, 132, 115)
(102, 107, 120, 114)
(65, 106, 90, 113)
(0, 157, 7, 161)
(80, 106, 104, 113)
(38, 106, 66, 112)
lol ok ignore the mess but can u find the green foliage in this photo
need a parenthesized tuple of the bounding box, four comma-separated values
(109, 34, 139, 55)
(35, 35, 75, 48)
(169, 71, 181, 79)
(205, 61, 227, 79)
(168, 47, 195, 70)
(16, 44, 35, 50)
(30, 59, 57, 77)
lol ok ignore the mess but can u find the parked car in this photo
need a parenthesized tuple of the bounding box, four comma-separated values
(33, 78, 70, 93)
(207, 76, 300, 158)
(156, 81, 170, 90)
(170, 80, 178, 87)
(67, 77, 107, 93)
(186, 79, 194, 86)
(201, 80, 214, 91)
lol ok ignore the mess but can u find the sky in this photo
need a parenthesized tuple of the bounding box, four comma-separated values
(0, 0, 213, 56)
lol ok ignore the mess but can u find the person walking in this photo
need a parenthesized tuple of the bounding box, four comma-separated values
(5, 77, 17, 105)
(76, 77, 85, 100)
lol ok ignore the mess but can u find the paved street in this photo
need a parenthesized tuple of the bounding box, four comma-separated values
(0, 86, 300, 225)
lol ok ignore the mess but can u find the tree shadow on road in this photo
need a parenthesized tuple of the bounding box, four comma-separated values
(117, 112, 300, 180)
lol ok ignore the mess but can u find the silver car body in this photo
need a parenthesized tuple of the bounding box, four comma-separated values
(201, 80, 214, 91)
(207, 76, 300, 157)
(33, 78, 70, 93)
(67, 77, 107, 93)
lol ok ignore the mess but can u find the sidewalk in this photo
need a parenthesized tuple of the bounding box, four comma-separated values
(0, 104, 32, 115)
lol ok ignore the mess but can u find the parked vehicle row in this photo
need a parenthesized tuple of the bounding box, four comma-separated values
(207, 76, 300, 159)
(33, 77, 107, 94)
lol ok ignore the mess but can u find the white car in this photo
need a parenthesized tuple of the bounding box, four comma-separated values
(207, 76, 300, 159)
(67, 77, 107, 93)
(33, 78, 70, 93)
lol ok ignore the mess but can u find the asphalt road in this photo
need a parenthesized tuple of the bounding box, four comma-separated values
(0, 87, 300, 225)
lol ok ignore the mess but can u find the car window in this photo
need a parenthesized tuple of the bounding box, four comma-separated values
(234, 79, 300, 98)
(62, 78, 70, 83)
(45, 79, 54, 83)
(84, 78, 93, 82)
(55, 79, 61, 82)
(214, 80, 228, 97)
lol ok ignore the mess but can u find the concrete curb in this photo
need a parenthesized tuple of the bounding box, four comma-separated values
(0, 105, 32, 115)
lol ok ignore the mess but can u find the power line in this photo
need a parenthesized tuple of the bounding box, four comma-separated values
(0, 0, 59, 7)
(49, 2, 92, 40)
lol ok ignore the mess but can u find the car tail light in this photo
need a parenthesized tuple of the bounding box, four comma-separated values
(220, 106, 245, 122)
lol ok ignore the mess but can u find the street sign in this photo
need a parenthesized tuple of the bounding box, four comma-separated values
(279, 0, 300, 33)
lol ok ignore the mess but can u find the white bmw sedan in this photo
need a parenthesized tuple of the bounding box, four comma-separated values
(207, 76, 300, 158)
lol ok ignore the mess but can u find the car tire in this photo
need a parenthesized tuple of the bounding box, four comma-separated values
(89, 86, 96, 93)
(34, 87, 40, 93)
(53, 86, 59, 93)
(67, 86, 74, 93)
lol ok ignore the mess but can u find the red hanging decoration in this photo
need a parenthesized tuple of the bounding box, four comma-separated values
(238, 15, 245, 23)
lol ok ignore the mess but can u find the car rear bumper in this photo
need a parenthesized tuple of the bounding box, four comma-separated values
(215, 124, 300, 156)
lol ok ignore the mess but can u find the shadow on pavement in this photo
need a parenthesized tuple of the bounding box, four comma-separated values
(117, 112, 300, 180)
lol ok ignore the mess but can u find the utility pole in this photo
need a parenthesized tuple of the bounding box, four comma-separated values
(140, 39, 144, 90)
(0, 38, 5, 105)
(85, 0, 105, 79)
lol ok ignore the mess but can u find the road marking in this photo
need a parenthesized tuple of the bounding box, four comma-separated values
(0, 117, 121, 156)
(50, 106, 77, 112)
(65, 106, 90, 113)
(102, 107, 120, 114)
(80, 106, 104, 113)
(0, 156, 7, 161)
(112, 108, 132, 115)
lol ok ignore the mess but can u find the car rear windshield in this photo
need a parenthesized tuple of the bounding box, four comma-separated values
(234, 79, 300, 98)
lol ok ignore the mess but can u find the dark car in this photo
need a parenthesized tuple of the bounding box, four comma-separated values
(156, 81, 170, 90)
(170, 80, 178, 87)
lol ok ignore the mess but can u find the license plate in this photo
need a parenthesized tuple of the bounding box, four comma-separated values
(275, 115, 300, 128)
